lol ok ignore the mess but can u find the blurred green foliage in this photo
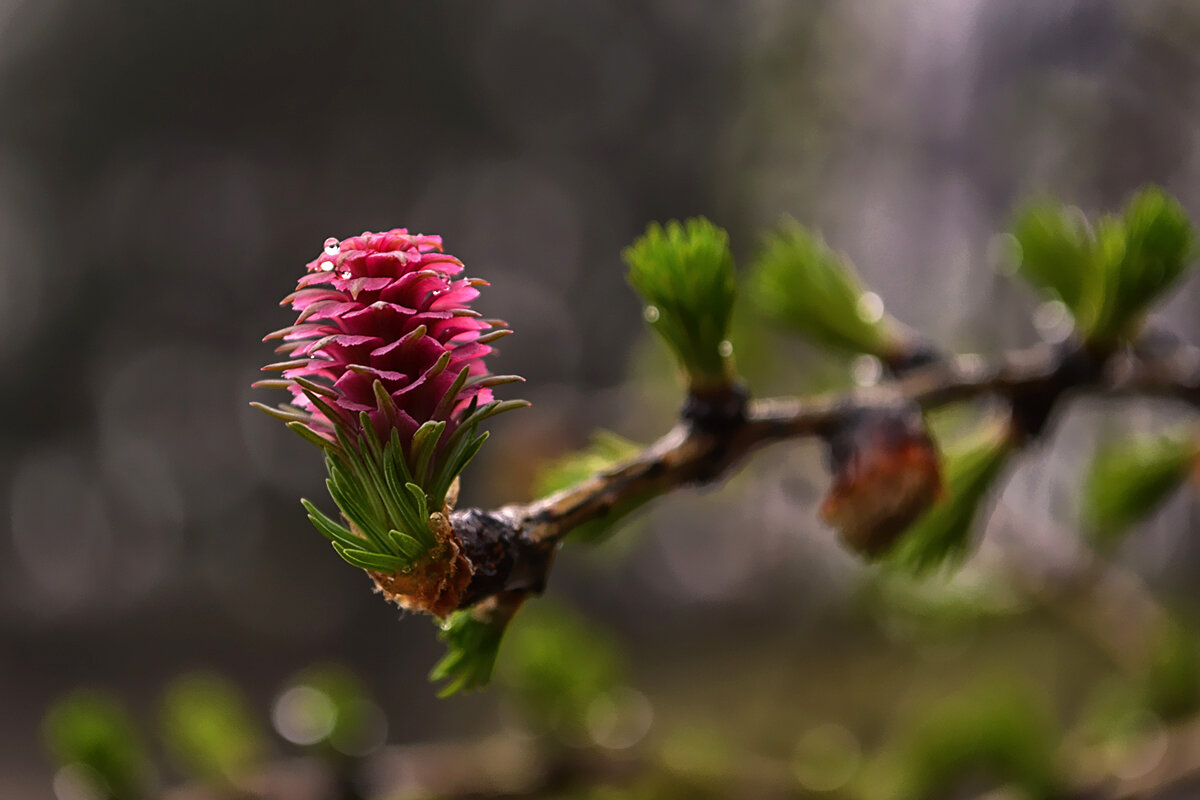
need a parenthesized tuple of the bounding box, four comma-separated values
(657, 726, 734, 784)
(535, 431, 643, 498)
(1010, 202, 1095, 317)
(1143, 616, 1200, 721)
(1078, 614, 1200, 765)
(792, 723, 863, 793)
(1012, 187, 1196, 345)
(43, 691, 153, 800)
(866, 568, 1029, 636)
(1082, 429, 1199, 548)
(535, 431, 646, 543)
(870, 680, 1061, 800)
(159, 673, 264, 786)
(1092, 188, 1196, 343)
(624, 218, 738, 392)
(747, 219, 900, 358)
(497, 603, 625, 739)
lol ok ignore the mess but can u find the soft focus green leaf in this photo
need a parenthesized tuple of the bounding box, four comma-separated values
(1143, 616, 1200, 721)
(624, 218, 738, 390)
(497, 603, 624, 737)
(1011, 187, 1196, 344)
(535, 431, 645, 542)
(1083, 430, 1199, 548)
(43, 691, 153, 800)
(1011, 201, 1095, 315)
(535, 431, 642, 496)
(1092, 187, 1196, 343)
(748, 219, 899, 358)
(884, 680, 1061, 800)
(160, 673, 263, 785)
(888, 421, 1014, 574)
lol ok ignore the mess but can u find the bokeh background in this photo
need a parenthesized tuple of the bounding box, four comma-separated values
(4, 1, 1200, 797)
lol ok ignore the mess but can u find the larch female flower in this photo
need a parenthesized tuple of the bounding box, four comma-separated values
(253, 229, 525, 616)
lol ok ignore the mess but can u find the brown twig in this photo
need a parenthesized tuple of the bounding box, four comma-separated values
(450, 338, 1200, 608)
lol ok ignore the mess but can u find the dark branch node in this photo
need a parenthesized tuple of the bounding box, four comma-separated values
(451, 509, 556, 609)
(681, 381, 749, 434)
(884, 336, 947, 378)
(1008, 339, 1104, 439)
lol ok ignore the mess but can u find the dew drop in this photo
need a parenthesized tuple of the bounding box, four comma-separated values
(586, 687, 654, 750)
(320, 261, 335, 272)
(643, 305, 660, 323)
(323, 238, 341, 257)
(958, 353, 986, 375)
(272, 685, 336, 746)
(340, 270, 352, 280)
(718, 340, 734, 358)
(1033, 299, 1072, 344)
(856, 292, 885, 325)
(851, 354, 883, 387)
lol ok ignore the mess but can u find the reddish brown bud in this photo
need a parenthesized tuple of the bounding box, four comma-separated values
(820, 405, 943, 556)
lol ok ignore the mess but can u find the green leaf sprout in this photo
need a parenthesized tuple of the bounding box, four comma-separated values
(624, 218, 739, 392)
(888, 420, 1015, 574)
(748, 219, 902, 358)
(1083, 429, 1200, 549)
(430, 601, 522, 697)
(1011, 186, 1196, 345)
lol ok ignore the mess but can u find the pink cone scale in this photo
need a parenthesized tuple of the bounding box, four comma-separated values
(267, 231, 512, 450)
(253, 229, 526, 600)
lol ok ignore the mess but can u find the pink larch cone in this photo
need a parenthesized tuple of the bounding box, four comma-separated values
(263, 230, 513, 463)
(254, 229, 525, 617)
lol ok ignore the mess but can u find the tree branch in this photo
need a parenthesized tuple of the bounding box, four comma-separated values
(450, 336, 1200, 608)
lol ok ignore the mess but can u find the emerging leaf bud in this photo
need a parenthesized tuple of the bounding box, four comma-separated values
(623, 218, 739, 394)
(749, 220, 910, 360)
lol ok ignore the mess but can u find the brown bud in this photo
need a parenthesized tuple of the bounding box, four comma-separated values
(820, 405, 943, 556)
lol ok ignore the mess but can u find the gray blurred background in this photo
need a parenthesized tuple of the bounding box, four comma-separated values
(4, 0, 1200, 797)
